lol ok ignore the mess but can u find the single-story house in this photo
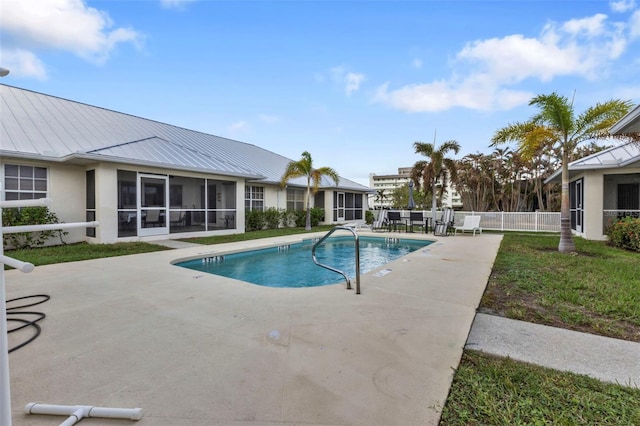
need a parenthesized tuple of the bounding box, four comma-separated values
(546, 105, 640, 240)
(0, 84, 372, 244)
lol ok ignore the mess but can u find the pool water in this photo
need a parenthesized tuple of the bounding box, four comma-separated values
(176, 236, 432, 288)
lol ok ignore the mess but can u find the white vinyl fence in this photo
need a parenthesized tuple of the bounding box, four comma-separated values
(390, 210, 561, 233)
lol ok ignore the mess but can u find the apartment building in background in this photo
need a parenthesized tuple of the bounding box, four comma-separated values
(369, 167, 462, 210)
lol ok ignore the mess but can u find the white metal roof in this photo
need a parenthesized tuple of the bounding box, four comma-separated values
(545, 141, 640, 182)
(0, 84, 370, 191)
(610, 104, 640, 135)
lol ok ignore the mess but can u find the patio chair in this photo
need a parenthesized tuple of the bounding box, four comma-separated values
(170, 210, 186, 228)
(387, 211, 406, 232)
(371, 210, 389, 232)
(433, 208, 454, 236)
(143, 209, 163, 227)
(455, 215, 482, 236)
(409, 211, 427, 233)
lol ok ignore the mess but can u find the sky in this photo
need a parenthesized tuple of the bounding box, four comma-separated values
(1, 0, 639, 187)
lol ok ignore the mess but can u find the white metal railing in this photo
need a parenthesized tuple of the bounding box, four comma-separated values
(389, 210, 561, 233)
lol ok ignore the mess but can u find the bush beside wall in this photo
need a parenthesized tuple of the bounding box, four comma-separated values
(2, 206, 68, 249)
(608, 216, 640, 252)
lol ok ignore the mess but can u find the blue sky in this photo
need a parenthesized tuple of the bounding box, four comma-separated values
(1, 0, 639, 186)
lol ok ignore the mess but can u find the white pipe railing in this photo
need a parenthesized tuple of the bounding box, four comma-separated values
(2, 221, 99, 234)
(0, 197, 135, 426)
(25, 403, 143, 425)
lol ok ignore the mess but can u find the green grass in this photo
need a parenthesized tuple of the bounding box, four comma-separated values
(441, 234, 640, 425)
(178, 225, 335, 245)
(4, 242, 171, 268)
(481, 234, 640, 341)
(440, 350, 640, 425)
(3, 226, 335, 268)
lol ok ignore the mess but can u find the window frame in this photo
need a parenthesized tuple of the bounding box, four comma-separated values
(3, 164, 48, 200)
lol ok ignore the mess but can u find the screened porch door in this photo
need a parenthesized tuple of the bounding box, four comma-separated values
(337, 192, 345, 222)
(138, 174, 169, 236)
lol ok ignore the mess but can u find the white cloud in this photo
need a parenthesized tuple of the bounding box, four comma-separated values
(227, 121, 251, 137)
(258, 114, 280, 124)
(0, 0, 144, 65)
(374, 11, 635, 113)
(412, 58, 423, 69)
(160, 0, 197, 9)
(562, 14, 608, 37)
(345, 72, 365, 96)
(328, 65, 366, 96)
(631, 10, 640, 38)
(610, 0, 636, 13)
(0, 48, 47, 80)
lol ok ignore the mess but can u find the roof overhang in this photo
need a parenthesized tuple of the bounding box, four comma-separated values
(0, 150, 266, 180)
(610, 104, 640, 135)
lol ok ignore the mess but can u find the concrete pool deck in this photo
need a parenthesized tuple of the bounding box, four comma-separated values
(6, 231, 503, 425)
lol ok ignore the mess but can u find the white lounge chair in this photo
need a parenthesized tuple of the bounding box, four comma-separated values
(455, 215, 482, 236)
(371, 210, 389, 232)
(434, 208, 455, 236)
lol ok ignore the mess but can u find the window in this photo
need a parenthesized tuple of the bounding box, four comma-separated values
(86, 170, 96, 237)
(287, 188, 305, 211)
(3, 164, 47, 200)
(245, 185, 264, 211)
(618, 183, 639, 210)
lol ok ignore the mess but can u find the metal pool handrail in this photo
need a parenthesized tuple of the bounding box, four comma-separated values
(311, 226, 361, 294)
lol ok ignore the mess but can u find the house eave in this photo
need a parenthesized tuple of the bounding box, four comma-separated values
(0, 150, 266, 180)
(610, 104, 640, 134)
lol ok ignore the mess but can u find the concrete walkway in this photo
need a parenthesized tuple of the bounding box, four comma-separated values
(466, 313, 640, 389)
(5, 232, 502, 425)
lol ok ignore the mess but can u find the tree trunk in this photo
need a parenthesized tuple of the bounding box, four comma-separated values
(305, 184, 311, 231)
(558, 151, 576, 252)
(431, 181, 438, 224)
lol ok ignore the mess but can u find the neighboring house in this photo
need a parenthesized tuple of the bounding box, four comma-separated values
(546, 105, 640, 240)
(0, 84, 371, 244)
(369, 167, 462, 210)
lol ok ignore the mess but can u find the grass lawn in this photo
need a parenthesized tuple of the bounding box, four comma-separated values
(480, 233, 639, 342)
(3, 226, 335, 268)
(440, 350, 640, 425)
(440, 233, 640, 425)
(4, 242, 171, 268)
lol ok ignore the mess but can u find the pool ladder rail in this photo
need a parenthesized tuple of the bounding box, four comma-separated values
(311, 226, 361, 294)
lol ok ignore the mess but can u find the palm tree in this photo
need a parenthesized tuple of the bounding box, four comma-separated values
(411, 139, 460, 224)
(375, 188, 388, 208)
(492, 92, 633, 252)
(280, 151, 340, 230)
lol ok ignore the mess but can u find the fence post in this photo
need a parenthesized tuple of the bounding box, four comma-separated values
(501, 211, 504, 231)
(535, 211, 538, 232)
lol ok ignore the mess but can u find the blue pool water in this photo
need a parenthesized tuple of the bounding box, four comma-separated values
(176, 236, 432, 288)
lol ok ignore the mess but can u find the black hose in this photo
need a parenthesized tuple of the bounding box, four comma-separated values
(6, 294, 50, 353)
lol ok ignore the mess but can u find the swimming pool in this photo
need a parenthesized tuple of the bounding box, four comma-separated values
(176, 236, 433, 288)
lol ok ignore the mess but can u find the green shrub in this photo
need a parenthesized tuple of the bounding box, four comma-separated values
(245, 209, 265, 232)
(292, 210, 306, 227)
(365, 210, 374, 225)
(310, 208, 324, 226)
(607, 216, 640, 252)
(264, 207, 281, 229)
(2, 206, 68, 249)
(289, 208, 324, 228)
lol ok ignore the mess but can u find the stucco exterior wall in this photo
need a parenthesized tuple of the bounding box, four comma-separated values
(574, 166, 640, 241)
(1, 159, 89, 246)
(582, 172, 605, 241)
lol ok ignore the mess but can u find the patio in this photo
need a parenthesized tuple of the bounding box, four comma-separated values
(6, 231, 502, 425)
